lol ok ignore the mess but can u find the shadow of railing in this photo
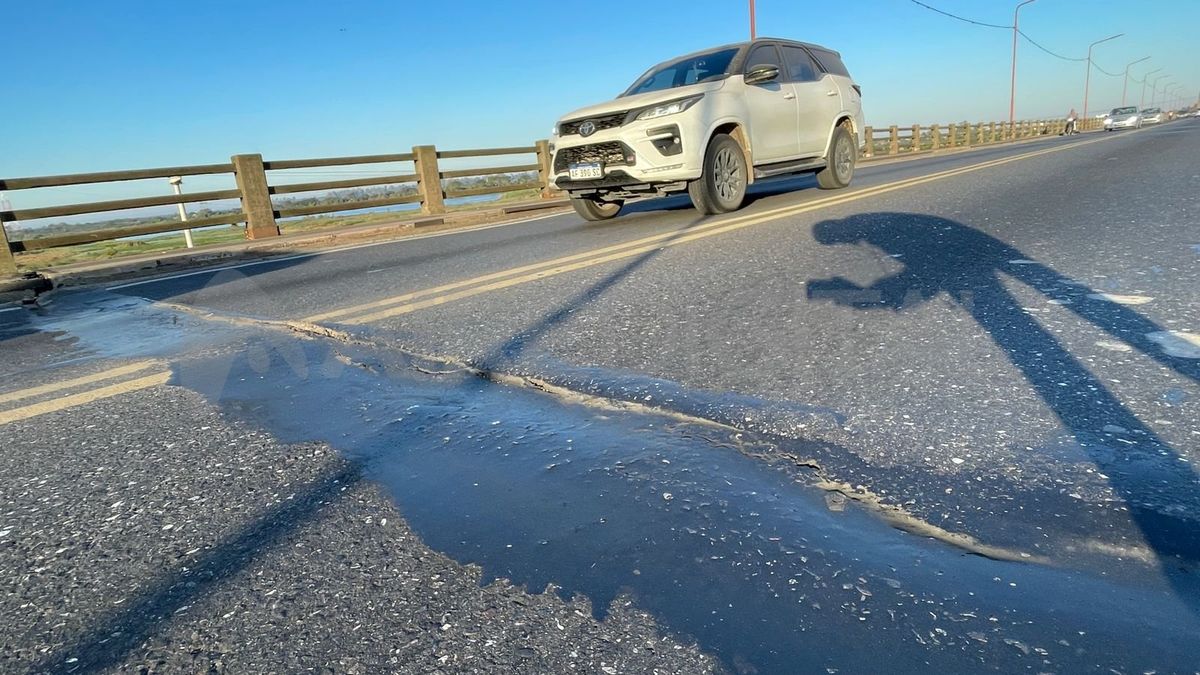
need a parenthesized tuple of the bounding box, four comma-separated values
(33, 462, 360, 673)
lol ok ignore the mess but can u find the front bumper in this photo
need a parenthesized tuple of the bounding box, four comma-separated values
(1105, 118, 1139, 129)
(551, 114, 707, 192)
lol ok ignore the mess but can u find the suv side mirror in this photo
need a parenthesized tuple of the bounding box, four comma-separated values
(744, 64, 779, 85)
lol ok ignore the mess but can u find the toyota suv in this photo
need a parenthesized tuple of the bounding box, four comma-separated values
(551, 39, 865, 220)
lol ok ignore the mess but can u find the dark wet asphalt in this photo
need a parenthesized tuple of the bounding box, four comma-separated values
(4, 120, 1200, 672)
(6, 294, 1200, 672)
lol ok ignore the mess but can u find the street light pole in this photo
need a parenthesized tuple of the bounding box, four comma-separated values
(168, 176, 195, 249)
(1121, 57, 1150, 106)
(1155, 81, 1174, 108)
(1140, 67, 1163, 109)
(1162, 84, 1178, 109)
(1009, 0, 1037, 126)
(1083, 33, 1123, 120)
(749, 0, 756, 40)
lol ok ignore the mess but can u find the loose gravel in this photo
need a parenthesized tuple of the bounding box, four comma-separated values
(0, 384, 717, 674)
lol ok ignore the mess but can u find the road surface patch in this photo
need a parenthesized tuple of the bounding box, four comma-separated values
(1145, 331, 1200, 359)
(1087, 293, 1154, 305)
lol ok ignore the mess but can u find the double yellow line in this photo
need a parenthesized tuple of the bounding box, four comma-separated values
(0, 360, 171, 426)
(306, 135, 1111, 326)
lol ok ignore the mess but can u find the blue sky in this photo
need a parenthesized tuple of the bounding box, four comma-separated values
(4, 0, 1197, 211)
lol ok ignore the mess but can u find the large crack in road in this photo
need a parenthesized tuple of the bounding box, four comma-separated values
(6, 290, 1200, 672)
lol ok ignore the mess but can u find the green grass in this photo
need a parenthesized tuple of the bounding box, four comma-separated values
(14, 189, 548, 271)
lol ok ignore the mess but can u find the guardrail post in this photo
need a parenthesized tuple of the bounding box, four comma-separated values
(535, 139, 556, 199)
(911, 124, 921, 152)
(413, 145, 445, 215)
(862, 126, 874, 157)
(948, 123, 958, 148)
(231, 154, 280, 239)
(0, 223, 17, 276)
(930, 124, 941, 150)
(888, 126, 899, 155)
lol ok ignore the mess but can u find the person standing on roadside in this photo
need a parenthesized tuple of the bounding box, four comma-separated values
(1064, 108, 1078, 135)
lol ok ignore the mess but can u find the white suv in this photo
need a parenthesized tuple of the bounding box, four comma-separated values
(551, 39, 865, 220)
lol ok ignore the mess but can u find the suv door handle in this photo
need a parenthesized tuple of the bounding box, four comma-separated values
(826, 91, 838, 96)
(783, 92, 796, 100)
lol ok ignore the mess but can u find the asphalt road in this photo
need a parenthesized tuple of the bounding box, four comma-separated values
(3, 120, 1199, 672)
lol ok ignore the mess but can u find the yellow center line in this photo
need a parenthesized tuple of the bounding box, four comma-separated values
(0, 371, 172, 426)
(314, 134, 1113, 325)
(0, 360, 161, 406)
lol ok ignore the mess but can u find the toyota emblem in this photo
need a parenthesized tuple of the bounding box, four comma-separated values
(578, 121, 597, 137)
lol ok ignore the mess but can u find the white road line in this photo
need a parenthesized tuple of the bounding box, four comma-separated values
(105, 210, 570, 291)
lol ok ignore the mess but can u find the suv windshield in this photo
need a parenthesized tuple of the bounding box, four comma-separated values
(1112, 106, 1137, 115)
(623, 48, 739, 97)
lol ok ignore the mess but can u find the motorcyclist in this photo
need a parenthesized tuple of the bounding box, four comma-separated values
(1064, 108, 1079, 135)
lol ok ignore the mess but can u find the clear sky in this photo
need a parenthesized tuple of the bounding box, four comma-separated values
(4, 0, 1197, 210)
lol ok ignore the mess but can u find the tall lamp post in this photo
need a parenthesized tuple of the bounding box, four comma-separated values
(1140, 67, 1164, 109)
(1083, 33, 1123, 120)
(1121, 57, 1150, 106)
(1155, 81, 1175, 108)
(1009, 0, 1037, 125)
(749, 0, 756, 39)
(1162, 84, 1179, 110)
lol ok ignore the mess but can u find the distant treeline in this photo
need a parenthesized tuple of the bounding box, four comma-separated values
(12, 171, 538, 239)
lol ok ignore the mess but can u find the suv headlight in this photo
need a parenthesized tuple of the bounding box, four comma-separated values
(633, 95, 704, 121)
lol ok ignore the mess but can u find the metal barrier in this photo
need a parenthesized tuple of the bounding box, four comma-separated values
(0, 142, 555, 274)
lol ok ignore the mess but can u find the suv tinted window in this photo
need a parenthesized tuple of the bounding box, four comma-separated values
(781, 45, 822, 82)
(744, 44, 783, 73)
(810, 48, 850, 77)
(623, 48, 739, 96)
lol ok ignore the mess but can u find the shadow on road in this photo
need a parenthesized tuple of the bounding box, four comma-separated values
(806, 211, 1200, 613)
(34, 464, 361, 674)
(480, 214, 709, 368)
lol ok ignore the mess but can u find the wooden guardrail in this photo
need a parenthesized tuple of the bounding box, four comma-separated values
(858, 117, 1097, 159)
(0, 116, 1101, 275)
(0, 140, 556, 275)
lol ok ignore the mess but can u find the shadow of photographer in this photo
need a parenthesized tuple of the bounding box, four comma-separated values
(807, 211, 1200, 612)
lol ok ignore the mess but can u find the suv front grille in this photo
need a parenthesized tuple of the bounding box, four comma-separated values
(553, 142, 634, 173)
(558, 112, 628, 136)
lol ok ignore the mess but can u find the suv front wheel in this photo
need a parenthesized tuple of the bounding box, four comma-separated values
(570, 196, 623, 221)
(688, 134, 747, 215)
(816, 124, 855, 190)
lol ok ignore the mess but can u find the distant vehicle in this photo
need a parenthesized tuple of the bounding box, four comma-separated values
(1140, 108, 1164, 125)
(1104, 106, 1141, 131)
(550, 39, 866, 220)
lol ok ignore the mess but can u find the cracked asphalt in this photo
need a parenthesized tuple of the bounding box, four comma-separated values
(3, 120, 1199, 673)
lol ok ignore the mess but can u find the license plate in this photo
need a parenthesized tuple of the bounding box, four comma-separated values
(568, 162, 603, 180)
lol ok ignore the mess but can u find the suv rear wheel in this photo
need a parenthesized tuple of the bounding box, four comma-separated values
(570, 196, 623, 221)
(688, 134, 747, 215)
(816, 124, 855, 190)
